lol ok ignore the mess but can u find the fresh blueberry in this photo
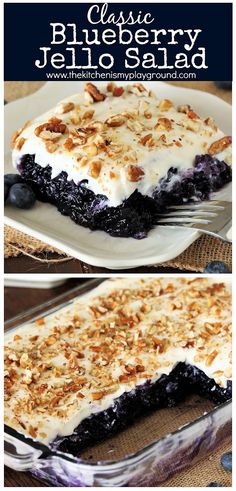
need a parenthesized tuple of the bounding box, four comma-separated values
(204, 261, 229, 274)
(207, 483, 223, 487)
(4, 173, 22, 187)
(214, 81, 232, 90)
(4, 182, 9, 202)
(220, 452, 232, 472)
(9, 183, 36, 209)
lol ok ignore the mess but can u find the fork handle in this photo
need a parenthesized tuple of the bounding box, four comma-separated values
(197, 226, 232, 243)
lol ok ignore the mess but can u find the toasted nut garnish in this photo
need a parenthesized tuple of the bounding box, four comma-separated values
(35, 318, 45, 326)
(82, 110, 95, 121)
(89, 160, 102, 179)
(50, 396, 62, 407)
(14, 137, 26, 150)
(83, 143, 98, 157)
(144, 110, 152, 119)
(63, 137, 75, 151)
(127, 165, 145, 182)
(113, 87, 124, 97)
(206, 350, 218, 366)
(11, 129, 23, 148)
(85, 83, 106, 102)
(20, 353, 29, 368)
(56, 102, 75, 114)
(70, 115, 81, 125)
(155, 117, 172, 131)
(152, 337, 164, 353)
(177, 104, 191, 114)
(22, 369, 33, 385)
(139, 133, 153, 146)
(125, 364, 136, 375)
(187, 110, 199, 120)
(48, 117, 62, 124)
(92, 392, 105, 400)
(45, 141, 58, 153)
(119, 374, 130, 382)
(184, 120, 200, 132)
(13, 334, 22, 341)
(136, 364, 145, 372)
(107, 82, 116, 92)
(28, 425, 37, 438)
(128, 83, 149, 97)
(208, 136, 232, 155)
(106, 115, 125, 127)
(76, 156, 88, 166)
(159, 99, 173, 111)
(204, 117, 218, 131)
(35, 122, 66, 138)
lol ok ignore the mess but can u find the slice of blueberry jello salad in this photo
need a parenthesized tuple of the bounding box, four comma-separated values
(11, 83, 232, 238)
(4, 278, 232, 455)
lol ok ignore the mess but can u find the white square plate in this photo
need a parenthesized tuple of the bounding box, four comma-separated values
(4, 82, 231, 269)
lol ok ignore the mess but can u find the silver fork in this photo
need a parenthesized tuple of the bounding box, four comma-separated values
(156, 200, 232, 242)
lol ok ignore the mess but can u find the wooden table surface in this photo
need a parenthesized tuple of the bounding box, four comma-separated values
(4, 81, 232, 274)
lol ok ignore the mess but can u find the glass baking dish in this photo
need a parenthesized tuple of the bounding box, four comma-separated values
(4, 279, 232, 487)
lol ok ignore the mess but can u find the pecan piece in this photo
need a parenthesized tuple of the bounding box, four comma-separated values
(14, 137, 26, 150)
(106, 115, 125, 127)
(35, 122, 67, 138)
(85, 83, 106, 102)
(82, 110, 95, 121)
(45, 141, 58, 153)
(208, 136, 232, 155)
(177, 104, 191, 114)
(56, 102, 75, 114)
(127, 165, 145, 182)
(113, 87, 124, 97)
(139, 133, 153, 146)
(89, 160, 102, 178)
(159, 99, 173, 111)
(155, 117, 172, 131)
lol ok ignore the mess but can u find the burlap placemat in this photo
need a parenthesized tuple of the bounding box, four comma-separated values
(4, 81, 232, 270)
(4, 225, 232, 271)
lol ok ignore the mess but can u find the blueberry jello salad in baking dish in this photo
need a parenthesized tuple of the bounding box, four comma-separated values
(11, 83, 232, 238)
(4, 278, 232, 455)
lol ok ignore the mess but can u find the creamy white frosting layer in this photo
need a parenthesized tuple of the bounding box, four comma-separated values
(4, 278, 231, 446)
(12, 83, 232, 206)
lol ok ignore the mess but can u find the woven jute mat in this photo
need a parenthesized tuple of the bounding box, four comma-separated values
(4, 81, 232, 271)
(4, 225, 232, 271)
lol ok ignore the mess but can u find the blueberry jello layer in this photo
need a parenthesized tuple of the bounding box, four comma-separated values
(12, 83, 232, 238)
(4, 279, 232, 453)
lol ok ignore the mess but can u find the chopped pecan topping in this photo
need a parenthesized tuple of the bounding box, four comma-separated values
(139, 133, 153, 146)
(204, 117, 218, 131)
(89, 160, 102, 178)
(177, 104, 191, 114)
(155, 117, 172, 131)
(127, 165, 145, 182)
(34, 122, 67, 138)
(92, 392, 105, 400)
(159, 99, 173, 111)
(63, 137, 75, 151)
(14, 137, 26, 150)
(187, 110, 199, 120)
(106, 115, 125, 127)
(206, 350, 218, 366)
(83, 143, 98, 158)
(113, 87, 124, 97)
(208, 136, 232, 155)
(56, 102, 75, 114)
(45, 141, 58, 153)
(82, 110, 95, 121)
(85, 83, 106, 102)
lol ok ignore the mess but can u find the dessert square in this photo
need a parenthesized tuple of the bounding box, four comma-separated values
(11, 83, 232, 238)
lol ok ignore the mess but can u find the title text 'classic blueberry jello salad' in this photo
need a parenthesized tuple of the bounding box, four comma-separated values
(4, 278, 232, 455)
(11, 83, 232, 238)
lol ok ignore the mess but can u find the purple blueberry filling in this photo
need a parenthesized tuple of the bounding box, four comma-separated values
(50, 362, 232, 457)
(17, 154, 231, 239)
